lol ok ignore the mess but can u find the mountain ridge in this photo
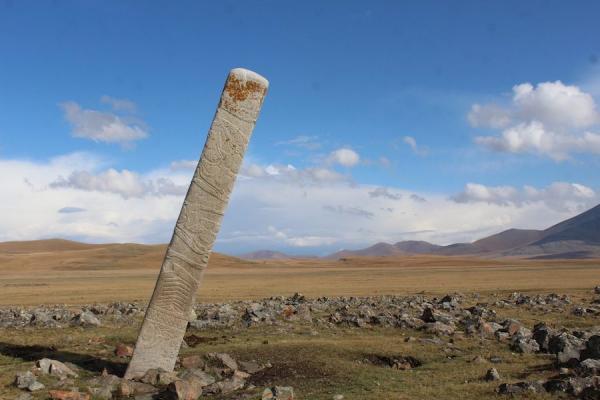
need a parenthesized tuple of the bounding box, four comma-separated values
(326, 204, 600, 259)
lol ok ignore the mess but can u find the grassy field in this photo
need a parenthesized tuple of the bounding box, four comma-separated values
(2, 291, 594, 400)
(0, 240, 600, 305)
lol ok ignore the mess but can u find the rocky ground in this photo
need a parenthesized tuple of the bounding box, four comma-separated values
(1, 288, 600, 399)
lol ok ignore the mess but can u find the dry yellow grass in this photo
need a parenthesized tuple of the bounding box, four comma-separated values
(1, 240, 600, 305)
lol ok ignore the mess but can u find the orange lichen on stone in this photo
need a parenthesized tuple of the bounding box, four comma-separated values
(225, 74, 265, 102)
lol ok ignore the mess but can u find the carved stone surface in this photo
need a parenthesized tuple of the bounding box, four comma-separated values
(124, 68, 268, 379)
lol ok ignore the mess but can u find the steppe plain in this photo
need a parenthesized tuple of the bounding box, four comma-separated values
(1, 239, 600, 399)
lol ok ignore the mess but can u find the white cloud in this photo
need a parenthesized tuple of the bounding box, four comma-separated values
(0, 154, 185, 243)
(51, 169, 151, 198)
(513, 82, 598, 128)
(369, 187, 402, 200)
(220, 176, 598, 254)
(472, 81, 600, 160)
(61, 101, 148, 145)
(402, 136, 428, 156)
(468, 104, 512, 129)
(100, 95, 137, 113)
(453, 181, 597, 212)
(58, 207, 86, 214)
(50, 168, 188, 199)
(169, 160, 198, 171)
(323, 205, 374, 219)
(241, 163, 347, 184)
(327, 148, 360, 167)
(1, 152, 597, 255)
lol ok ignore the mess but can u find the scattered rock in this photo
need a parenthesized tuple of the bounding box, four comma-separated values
(549, 332, 586, 364)
(48, 390, 90, 400)
(510, 336, 540, 354)
(28, 380, 45, 392)
(532, 323, 552, 352)
(485, 368, 501, 381)
(180, 355, 204, 369)
(114, 343, 134, 357)
(497, 381, 545, 395)
(140, 368, 162, 385)
(87, 385, 113, 400)
(262, 386, 295, 400)
(15, 371, 36, 390)
(583, 335, 600, 360)
(158, 370, 179, 386)
(206, 352, 238, 371)
(118, 380, 157, 397)
(169, 377, 204, 400)
(422, 321, 455, 336)
(71, 310, 101, 327)
(239, 360, 263, 374)
(37, 358, 79, 377)
(580, 358, 600, 375)
(470, 356, 488, 364)
(178, 368, 216, 387)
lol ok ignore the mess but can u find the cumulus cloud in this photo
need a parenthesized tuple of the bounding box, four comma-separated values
(61, 100, 148, 145)
(452, 182, 597, 212)
(2, 151, 598, 255)
(0, 154, 185, 243)
(471, 81, 600, 160)
(327, 148, 360, 167)
(410, 194, 427, 203)
(50, 168, 188, 198)
(220, 176, 599, 254)
(474, 121, 600, 160)
(403, 136, 428, 156)
(58, 207, 86, 214)
(468, 104, 512, 129)
(323, 205, 374, 219)
(512, 82, 598, 128)
(241, 163, 348, 184)
(170, 160, 198, 171)
(100, 95, 137, 113)
(369, 187, 402, 200)
(51, 169, 151, 198)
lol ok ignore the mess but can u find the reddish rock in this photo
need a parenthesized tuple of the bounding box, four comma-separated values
(479, 322, 495, 337)
(281, 305, 295, 319)
(505, 320, 523, 336)
(118, 380, 157, 397)
(181, 355, 204, 369)
(48, 391, 90, 400)
(114, 343, 134, 357)
(169, 378, 204, 400)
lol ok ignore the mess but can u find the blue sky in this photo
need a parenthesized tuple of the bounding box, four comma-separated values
(1, 1, 600, 255)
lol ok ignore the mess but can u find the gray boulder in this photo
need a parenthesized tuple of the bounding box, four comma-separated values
(485, 368, 500, 381)
(71, 310, 101, 327)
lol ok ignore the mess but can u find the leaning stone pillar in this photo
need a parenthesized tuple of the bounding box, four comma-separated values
(125, 68, 268, 379)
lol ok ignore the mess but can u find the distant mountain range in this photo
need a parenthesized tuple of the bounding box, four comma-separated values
(239, 250, 294, 260)
(244, 203, 600, 260)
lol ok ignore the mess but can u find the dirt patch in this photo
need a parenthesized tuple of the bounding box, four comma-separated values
(248, 359, 332, 387)
(183, 334, 221, 347)
(363, 354, 422, 370)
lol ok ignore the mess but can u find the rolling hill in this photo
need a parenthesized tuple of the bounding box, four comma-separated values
(327, 203, 600, 259)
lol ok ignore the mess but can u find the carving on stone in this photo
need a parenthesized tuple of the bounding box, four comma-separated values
(124, 68, 268, 379)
